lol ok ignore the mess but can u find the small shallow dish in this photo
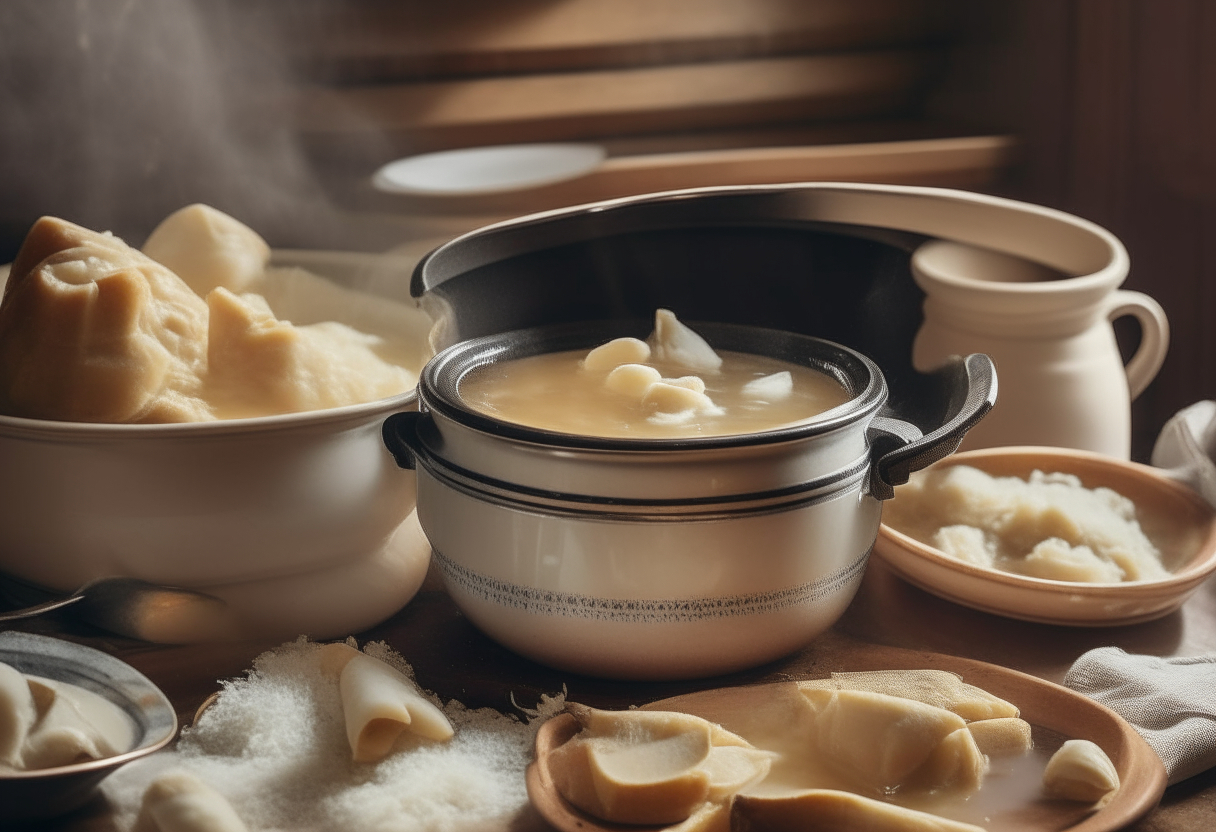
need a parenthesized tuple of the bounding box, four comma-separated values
(527, 637, 1167, 832)
(873, 446, 1216, 626)
(0, 631, 178, 821)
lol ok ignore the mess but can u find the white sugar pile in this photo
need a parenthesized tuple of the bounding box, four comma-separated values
(104, 638, 564, 832)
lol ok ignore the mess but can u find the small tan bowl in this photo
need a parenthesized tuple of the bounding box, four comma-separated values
(873, 446, 1216, 626)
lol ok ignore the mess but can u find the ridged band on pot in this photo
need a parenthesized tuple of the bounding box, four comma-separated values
(411, 449, 881, 680)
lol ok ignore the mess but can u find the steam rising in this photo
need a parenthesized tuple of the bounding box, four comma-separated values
(0, 0, 336, 255)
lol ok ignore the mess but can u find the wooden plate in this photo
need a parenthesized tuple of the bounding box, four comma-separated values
(526, 640, 1166, 832)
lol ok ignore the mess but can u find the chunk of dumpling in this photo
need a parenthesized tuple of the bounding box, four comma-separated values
(967, 717, 1034, 757)
(741, 371, 793, 401)
(584, 337, 651, 372)
(339, 653, 453, 762)
(665, 375, 707, 394)
(203, 289, 416, 418)
(699, 744, 775, 801)
(605, 363, 662, 398)
(649, 309, 723, 373)
(644, 382, 723, 425)
(569, 728, 714, 824)
(1042, 739, 1120, 803)
(143, 204, 270, 296)
(550, 704, 767, 826)
(0, 662, 35, 768)
(799, 688, 984, 794)
(910, 727, 988, 793)
(0, 217, 213, 422)
(732, 789, 988, 832)
(134, 770, 249, 832)
(799, 670, 1020, 721)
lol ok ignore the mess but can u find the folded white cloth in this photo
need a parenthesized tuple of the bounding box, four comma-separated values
(1064, 647, 1216, 784)
(1151, 399, 1216, 509)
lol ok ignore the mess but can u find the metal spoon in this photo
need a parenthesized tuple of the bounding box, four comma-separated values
(0, 576, 242, 643)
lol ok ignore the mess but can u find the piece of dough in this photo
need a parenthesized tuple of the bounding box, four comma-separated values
(799, 670, 1020, 721)
(338, 653, 453, 762)
(0, 661, 35, 768)
(967, 717, 1034, 757)
(649, 309, 723, 373)
(0, 216, 211, 422)
(605, 363, 662, 398)
(584, 337, 651, 372)
(732, 789, 988, 832)
(203, 289, 416, 418)
(143, 203, 270, 297)
(741, 371, 793, 401)
(1043, 739, 1120, 803)
(550, 704, 767, 826)
(910, 727, 988, 793)
(134, 770, 249, 832)
(799, 688, 981, 794)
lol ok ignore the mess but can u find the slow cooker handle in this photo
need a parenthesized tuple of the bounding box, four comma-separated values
(868, 353, 997, 501)
(382, 411, 422, 470)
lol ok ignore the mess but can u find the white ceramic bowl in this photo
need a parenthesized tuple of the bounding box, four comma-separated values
(0, 632, 177, 821)
(0, 251, 435, 641)
(874, 446, 1216, 625)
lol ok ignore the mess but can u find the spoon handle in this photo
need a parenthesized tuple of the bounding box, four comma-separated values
(0, 593, 85, 621)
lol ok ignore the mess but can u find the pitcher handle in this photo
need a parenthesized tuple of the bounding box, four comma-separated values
(1106, 290, 1169, 400)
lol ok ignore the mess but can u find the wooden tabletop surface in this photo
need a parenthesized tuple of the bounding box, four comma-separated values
(10, 555, 1216, 831)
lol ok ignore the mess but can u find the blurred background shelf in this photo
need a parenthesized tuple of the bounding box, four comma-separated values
(268, 0, 952, 82)
(249, 0, 1011, 231)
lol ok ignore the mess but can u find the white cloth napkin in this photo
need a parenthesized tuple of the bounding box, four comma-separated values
(1151, 399, 1216, 509)
(1064, 647, 1216, 784)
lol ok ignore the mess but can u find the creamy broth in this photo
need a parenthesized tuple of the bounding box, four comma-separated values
(459, 348, 852, 439)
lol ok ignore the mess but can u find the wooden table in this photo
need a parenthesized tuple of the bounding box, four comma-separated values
(11, 556, 1216, 830)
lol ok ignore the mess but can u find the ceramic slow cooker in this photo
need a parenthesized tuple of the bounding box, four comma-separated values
(383, 320, 995, 679)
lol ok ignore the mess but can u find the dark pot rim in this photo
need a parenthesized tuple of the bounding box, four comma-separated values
(419, 319, 888, 452)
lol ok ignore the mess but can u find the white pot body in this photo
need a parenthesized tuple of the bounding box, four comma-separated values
(415, 452, 880, 680)
(911, 240, 1168, 458)
(0, 396, 424, 639)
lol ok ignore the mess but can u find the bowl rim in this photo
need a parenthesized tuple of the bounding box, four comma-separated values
(0, 631, 178, 780)
(0, 386, 417, 439)
(419, 319, 888, 451)
(876, 445, 1216, 594)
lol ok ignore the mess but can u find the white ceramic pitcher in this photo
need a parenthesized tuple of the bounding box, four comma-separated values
(911, 239, 1168, 458)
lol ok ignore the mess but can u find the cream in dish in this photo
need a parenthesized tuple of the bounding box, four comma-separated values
(882, 465, 1171, 582)
(0, 205, 422, 423)
(458, 310, 851, 439)
(0, 661, 136, 772)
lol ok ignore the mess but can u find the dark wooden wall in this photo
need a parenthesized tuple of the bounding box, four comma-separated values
(935, 0, 1216, 460)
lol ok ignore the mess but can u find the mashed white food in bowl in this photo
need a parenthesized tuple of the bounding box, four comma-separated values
(883, 465, 1170, 583)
